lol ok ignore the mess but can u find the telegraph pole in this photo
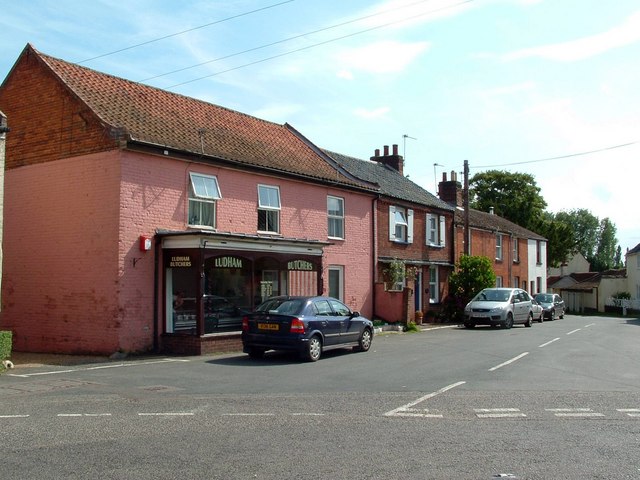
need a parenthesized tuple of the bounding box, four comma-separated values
(464, 160, 470, 255)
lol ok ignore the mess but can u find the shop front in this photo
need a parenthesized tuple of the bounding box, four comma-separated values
(157, 231, 328, 355)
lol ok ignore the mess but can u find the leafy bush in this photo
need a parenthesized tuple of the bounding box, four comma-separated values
(0, 331, 11, 359)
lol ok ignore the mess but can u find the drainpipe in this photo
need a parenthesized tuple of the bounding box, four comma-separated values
(152, 235, 160, 353)
(372, 195, 379, 319)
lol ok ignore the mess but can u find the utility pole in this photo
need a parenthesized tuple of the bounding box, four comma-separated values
(464, 160, 470, 256)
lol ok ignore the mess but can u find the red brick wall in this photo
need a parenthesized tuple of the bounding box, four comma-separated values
(0, 48, 118, 170)
(454, 226, 529, 289)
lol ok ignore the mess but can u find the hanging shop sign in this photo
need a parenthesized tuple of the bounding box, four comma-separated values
(287, 259, 314, 271)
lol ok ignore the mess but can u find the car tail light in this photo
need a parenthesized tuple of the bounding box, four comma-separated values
(289, 318, 305, 334)
(241, 316, 249, 331)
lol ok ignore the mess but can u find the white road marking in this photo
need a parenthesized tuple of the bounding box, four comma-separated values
(222, 413, 275, 416)
(618, 409, 640, 417)
(138, 412, 195, 416)
(475, 408, 526, 418)
(57, 413, 112, 417)
(384, 381, 466, 417)
(0, 414, 30, 418)
(584, 323, 595, 328)
(546, 408, 604, 417)
(566, 329, 581, 335)
(539, 338, 560, 348)
(488, 352, 529, 372)
(8, 358, 189, 378)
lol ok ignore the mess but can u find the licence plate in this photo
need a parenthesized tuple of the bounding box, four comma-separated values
(258, 323, 279, 331)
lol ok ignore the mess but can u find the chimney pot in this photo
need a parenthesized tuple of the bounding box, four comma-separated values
(383, 145, 389, 156)
(374, 148, 380, 157)
(392, 144, 398, 155)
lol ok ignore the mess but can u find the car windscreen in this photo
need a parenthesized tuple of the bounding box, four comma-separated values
(255, 298, 304, 315)
(535, 294, 553, 303)
(476, 290, 510, 302)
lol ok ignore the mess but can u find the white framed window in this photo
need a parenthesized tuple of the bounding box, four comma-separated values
(328, 266, 344, 301)
(389, 206, 413, 243)
(327, 196, 345, 239)
(426, 214, 446, 247)
(496, 276, 503, 287)
(188, 172, 221, 228)
(496, 234, 503, 261)
(257, 184, 281, 233)
(429, 266, 439, 303)
(512, 237, 519, 262)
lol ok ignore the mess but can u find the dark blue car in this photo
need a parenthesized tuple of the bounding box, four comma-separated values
(241, 296, 374, 362)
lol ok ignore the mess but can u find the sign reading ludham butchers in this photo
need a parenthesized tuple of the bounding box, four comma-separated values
(213, 256, 243, 269)
(169, 255, 192, 267)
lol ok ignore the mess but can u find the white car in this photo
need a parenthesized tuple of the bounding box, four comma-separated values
(463, 288, 533, 329)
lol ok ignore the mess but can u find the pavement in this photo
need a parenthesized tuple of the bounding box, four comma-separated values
(2, 322, 459, 371)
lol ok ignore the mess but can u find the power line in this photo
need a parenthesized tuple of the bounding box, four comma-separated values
(77, 0, 295, 64)
(165, 0, 474, 88)
(471, 141, 638, 169)
(140, 0, 468, 83)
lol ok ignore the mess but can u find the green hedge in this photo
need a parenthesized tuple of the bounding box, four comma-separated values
(0, 331, 12, 360)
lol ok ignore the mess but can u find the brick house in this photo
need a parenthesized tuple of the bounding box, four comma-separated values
(0, 44, 379, 355)
(326, 146, 455, 323)
(438, 172, 548, 294)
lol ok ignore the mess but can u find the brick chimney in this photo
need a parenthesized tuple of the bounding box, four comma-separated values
(371, 144, 403, 175)
(438, 170, 463, 207)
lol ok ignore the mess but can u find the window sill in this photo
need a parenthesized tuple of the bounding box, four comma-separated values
(328, 236, 345, 241)
(257, 230, 282, 236)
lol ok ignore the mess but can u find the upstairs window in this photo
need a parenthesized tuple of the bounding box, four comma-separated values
(257, 185, 281, 233)
(496, 234, 503, 261)
(426, 214, 446, 247)
(513, 237, 519, 262)
(188, 173, 221, 228)
(327, 196, 345, 239)
(389, 206, 413, 243)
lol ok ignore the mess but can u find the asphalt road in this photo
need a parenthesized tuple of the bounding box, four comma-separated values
(1, 314, 639, 479)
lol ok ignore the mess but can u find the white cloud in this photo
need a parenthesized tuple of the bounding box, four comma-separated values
(337, 70, 354, 80)
(481, 81, 536, 97)
(353, 106, 391, 119)
(336, 40, 430, 74)
(503, 10, 640, 62)
(360, 0, 476, 29)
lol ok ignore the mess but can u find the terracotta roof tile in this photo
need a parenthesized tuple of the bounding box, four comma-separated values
(32, 46, 369, 189)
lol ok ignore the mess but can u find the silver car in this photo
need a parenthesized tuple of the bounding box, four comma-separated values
(463, 288, 533, 329)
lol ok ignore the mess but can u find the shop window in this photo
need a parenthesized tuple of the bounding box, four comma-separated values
(258, 185, 280, 233)
(203, 255, 252, 333)
(166, 260, 198, 334)
(188, 172, 221, 228)
(327, 196, 345, 239)
(389, 205, 413, 243)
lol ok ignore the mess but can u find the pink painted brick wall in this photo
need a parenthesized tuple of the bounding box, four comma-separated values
(2, 149, 374, 354)
(2, 151, 122, 354)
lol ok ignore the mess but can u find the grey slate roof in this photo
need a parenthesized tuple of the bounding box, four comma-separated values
(323, 149, 454, 211)
(454, 207, 547, 240)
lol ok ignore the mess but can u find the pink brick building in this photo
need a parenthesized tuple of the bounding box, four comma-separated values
(0, 45, 377, 355)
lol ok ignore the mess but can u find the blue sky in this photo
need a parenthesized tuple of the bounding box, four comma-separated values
(1, 0, 639, 253)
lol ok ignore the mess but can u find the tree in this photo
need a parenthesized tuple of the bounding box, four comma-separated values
(555, 208, 599, 259)
(531, 212, 574, 268)
(591, 217, 619, 271)
(443, 255, 496, 321)
(469, 170, 547, 231)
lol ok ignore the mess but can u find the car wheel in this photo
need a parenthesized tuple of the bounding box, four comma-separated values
(525, 313, 532, 328)
(549, 309, 555, 321)
(303, 335, 322, 362)
(503, 314, 513, 329)
(537, 314, 543, 323)
(559, 309, 564, 319)
(464, 322, 475, 329)
(355, 328, 372, 352)
(248, 347, 265, 359)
